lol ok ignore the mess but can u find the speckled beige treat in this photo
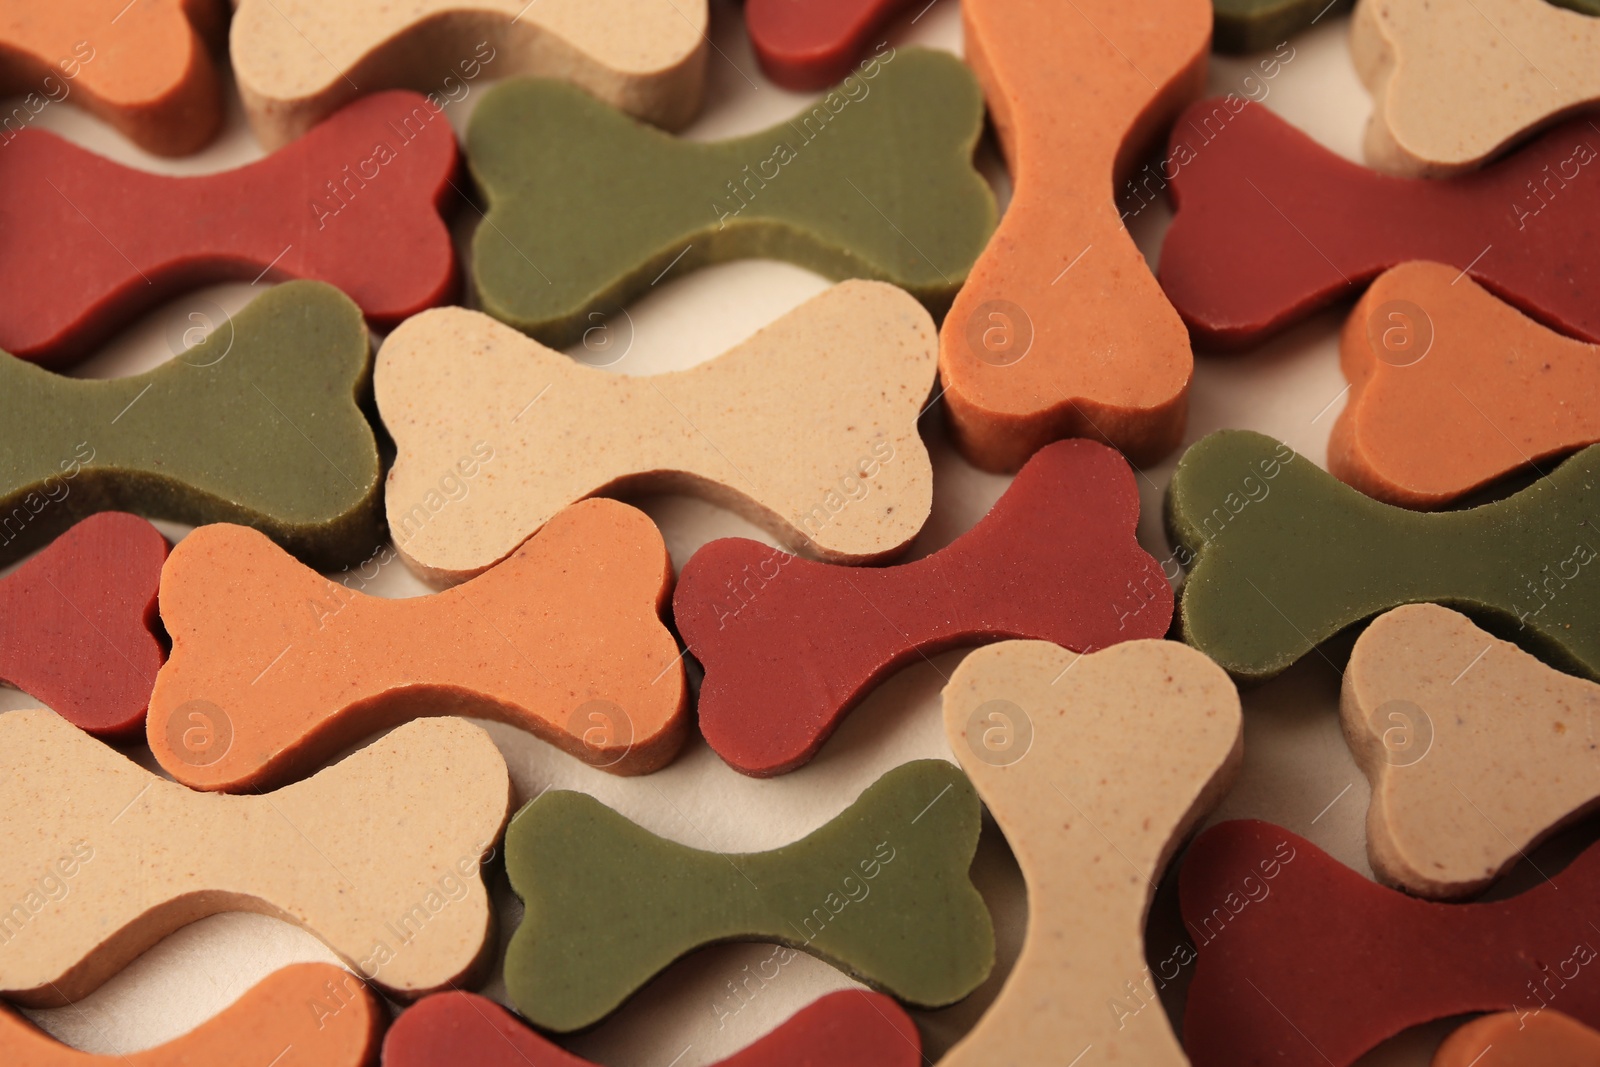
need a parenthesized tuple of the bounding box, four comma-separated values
(377, 280, 938, 585)
(940, 639, 1243, 1066)
(1344, 603, 1600, 899)
(1353, 0, 1600, 176)
(0, 710, 510, 1006)
(229, 0, 708, 148)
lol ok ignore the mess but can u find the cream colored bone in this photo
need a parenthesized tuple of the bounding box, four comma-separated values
(377, 279, 938, 585)
(1344, 602, 1600, 898)
(0, 711, 510, 1005)
(230, 0, 708, 148)
(940, 639, 1243, 1065)
(1353, 0, 1600, 177)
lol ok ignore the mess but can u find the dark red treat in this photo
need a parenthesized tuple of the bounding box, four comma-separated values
(1180, 819, 1600, 1066)
(1157, 98, 1600, 349)
(674, 438, 1173, 777)
(0, 513, 168, 737)
(745, 0, 915, 90)
(0, 89, 457, 367)
(382, 989, 922, 1067)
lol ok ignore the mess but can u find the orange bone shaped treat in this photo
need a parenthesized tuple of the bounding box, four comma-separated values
(937, 0, 1210, 471)
(1433, 1011, 1600, 1067)
(147, 501, 686, 791)
(0, 963, 383, 1065)
(0, 0, 226, 156)
(1331, 261, 1600, 509)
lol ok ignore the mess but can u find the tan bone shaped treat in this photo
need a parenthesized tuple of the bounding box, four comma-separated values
(0, 710, 510, 1006)
(378, 280, 937, 585)
(1344, 602, 1600, 899)
(1353, 0, 1600, 176)
(941, 639, 1243, 1065)
(229, 0, 709, 149)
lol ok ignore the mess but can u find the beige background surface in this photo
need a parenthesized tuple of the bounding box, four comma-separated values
(0, 1, 1546, 1063)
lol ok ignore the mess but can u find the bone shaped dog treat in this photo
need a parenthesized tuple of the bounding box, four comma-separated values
(1166, 431, 1600, 683)
(0, 963, 382, 1066)
(1158, 100, 1600, 349)
(936, 0, 1209, 472)
(0, 90, 456, 367)
(1344, 604, 1600, 899)
(230, 0, 708, 149)
(1331, 262, 1600, 509)
(940, 639, 1242, 1066)
(1211, 0, 1353, 53)
(0, 1, 225, 156)
(383, 989, 922, 1067)
(0, 710, 509, 1005)
(466, 48, 995, 346)
(744, 0, 918, 90)
(503, 759, 993, 1031)
(675, 439, 1174, 777)
(1434, 1010, 1600, 1067)
(0, 281, 382, 572)
(1180, 819, 1600, 1066)
(148, 504, 685, 791)
(378, 281, 936, 584)
(0, 513, 167, 738)
(1354, 0, 1600, 176)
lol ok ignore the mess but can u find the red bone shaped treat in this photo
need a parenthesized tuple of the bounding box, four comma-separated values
(0, 89, 457, 367)
(383, 989, 921, 1067)
(0, 513, 167, 738)
(675, 439, 1172, 776)
(745, 0, 919, 91)
(1158, 99, 1600, 349)
(1180, 819, 1600, 1067)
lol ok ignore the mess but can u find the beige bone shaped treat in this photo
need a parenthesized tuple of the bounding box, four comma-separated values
(229, 0, 708, 148)
(1345, 602, 1600, 899)
(941, 639, 1243, 1065)
(1353, 0, 1600, 176)
(0, 710, 510, 1006)
(378, 280, 937, 585)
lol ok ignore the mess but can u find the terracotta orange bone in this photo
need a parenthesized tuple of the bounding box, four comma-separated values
(937, 0, 1209, 471)
(147, 500, 686, 791)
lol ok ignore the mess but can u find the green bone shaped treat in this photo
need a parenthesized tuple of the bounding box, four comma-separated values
(467, 48, 997, 345)
(504, 759, 994, 1031)
(1167, 430, 1600, 683)
(0, 281, 381, 569)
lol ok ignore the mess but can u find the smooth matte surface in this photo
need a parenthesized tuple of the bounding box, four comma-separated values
(0, 280, 382, 570)
(1167, 430, 1600, 682)
(1212, 0, 1355, 53)
(0, 513, 166, 737)
(378, 281, 937, 583)
(503, 760, 994, 1031)
(148, 504, 686, 791)
(745, 0, 919, 89)
(675, 440, 1173, 777)
(0, 90, 457, 367)
(467, 48, 995, 346)
(0, 711, 509, 1005)
(1181, 820, 1600, 1066)
(1159, 100, 1600, 349)
(1433, 1011, 1600, 1067)
(1332, 262, 1600, 508)
(940, 639, 1242, 1066)
(936, 0, 1208, 471)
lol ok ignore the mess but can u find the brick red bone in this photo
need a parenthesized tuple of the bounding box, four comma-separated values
(0, 513, 167, 737)
(674, 438, 1173, 777)
(1180, 819, 1600, 1066)
(1157, 98, 1600, 349)
(0, 89, 457, 367)
(744, 0, 915, 90)
(383, 989, 921, 1067)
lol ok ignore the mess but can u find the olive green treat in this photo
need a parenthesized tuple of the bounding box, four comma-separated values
(0, 281, 381, 569)
(1166, 430, 1600, 683)
(467, 48, 997, 346)
(503, 759, 995, 1032)
(1211, 0, 1354, 53)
